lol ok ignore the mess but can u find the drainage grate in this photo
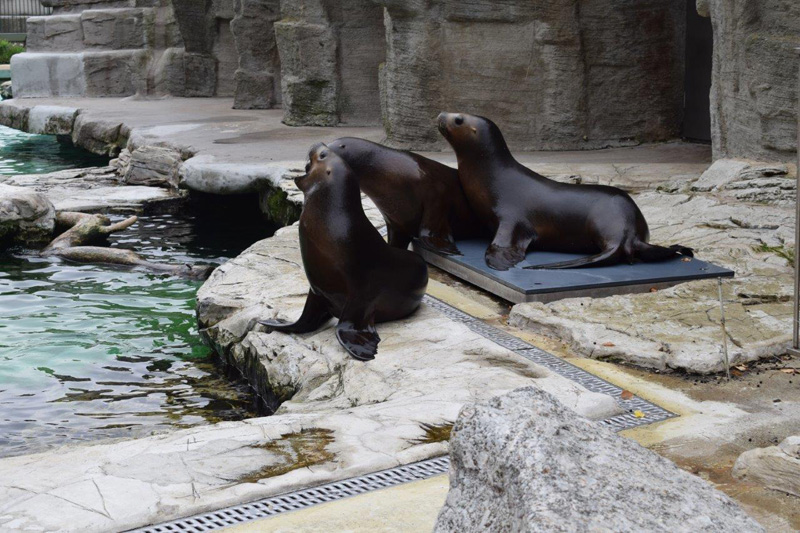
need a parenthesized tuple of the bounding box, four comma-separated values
(424, 295, 676, 431)
(130, 457, 451, 533)
(136, 295, 675, 532)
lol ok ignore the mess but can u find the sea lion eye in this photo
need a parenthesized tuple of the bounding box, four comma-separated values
(319, 151, 327, 160)
(454, 116, 464, 126)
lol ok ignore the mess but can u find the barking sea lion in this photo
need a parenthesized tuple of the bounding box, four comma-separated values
(259, 143, 428, 361)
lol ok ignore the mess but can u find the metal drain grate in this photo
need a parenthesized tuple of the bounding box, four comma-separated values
(136, 294, 675, 532)
(130, 457, 451, 533)
(423, 295, 676, 431)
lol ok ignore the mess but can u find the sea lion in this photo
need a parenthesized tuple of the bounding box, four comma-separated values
(258, 143, 428, 361)
(437, 112, 693, 271)
(326, 137, 484, 255)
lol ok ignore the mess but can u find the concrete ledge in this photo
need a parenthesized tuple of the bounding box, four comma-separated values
(0, 98, 387, 223)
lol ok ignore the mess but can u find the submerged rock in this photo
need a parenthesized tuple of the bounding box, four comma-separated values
(733, 436, 800, 498)
(0, 184, 55, 247)
(435, 387, 764, 533)
(0, 81, 12, 100)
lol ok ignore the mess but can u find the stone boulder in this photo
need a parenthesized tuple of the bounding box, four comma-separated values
(732, 436, 800, 498)
(0, 184, 55, 248)
(435, 387, 764, 533)
(123, 145, 184, 189)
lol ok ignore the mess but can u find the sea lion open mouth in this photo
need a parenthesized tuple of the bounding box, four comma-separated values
(258, 147, 429, 361)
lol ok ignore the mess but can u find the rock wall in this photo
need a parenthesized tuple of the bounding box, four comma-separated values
(231, 0, 281, 109)
(18, 0, 239, 98)
(274, 0, 385, 126)
(18, 0, 800, 158)
(702, 0, 800, 162)
(379, 0, 687, 150)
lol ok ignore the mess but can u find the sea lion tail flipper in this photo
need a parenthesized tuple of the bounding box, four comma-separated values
(633, 241, 695, 262)
(258, 290, 332, 333)
(336, 320, 380, 361)
(525, 244, 624, 270)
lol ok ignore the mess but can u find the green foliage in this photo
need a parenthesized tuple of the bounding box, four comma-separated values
(0, 41, 25, 64)
(753, 243, 795, 267)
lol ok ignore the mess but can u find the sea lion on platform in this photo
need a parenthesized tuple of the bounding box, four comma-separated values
(437, 112, 693, 271)
(258, 143, 428, 361)
(327, 137, 483, 255)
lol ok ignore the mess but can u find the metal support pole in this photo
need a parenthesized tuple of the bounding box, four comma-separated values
(791, 47, 800, 358)
(718, 277, 731, 379)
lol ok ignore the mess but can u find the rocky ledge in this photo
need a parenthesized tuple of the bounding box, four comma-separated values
(0, 100, 303, 221)
(197, 217, 624, 422)
(1, 166, 186, 214)
(511, 161, 796, 374)
(0, 210, 624, 532)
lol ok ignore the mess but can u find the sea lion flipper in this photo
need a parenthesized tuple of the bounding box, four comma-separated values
(417, 206, 462, 256)
(336, 320, 380, 361)
(485, 222, 535, 271)
(385, 222, 413, 250)
(258, 290, 332, 333)
(525, 244, 623, 270)
(416, 235, 461, 256)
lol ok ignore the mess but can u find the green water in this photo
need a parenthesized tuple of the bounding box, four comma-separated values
(0, 126, 270, 458)
(0, 124, 108, 175)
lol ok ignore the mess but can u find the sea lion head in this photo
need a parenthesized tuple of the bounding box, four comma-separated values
(437, 112, 510, 159)
(296, 142, 350, 194)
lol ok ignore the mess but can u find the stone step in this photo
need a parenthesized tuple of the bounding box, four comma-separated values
(27, 8, 165, 53)
(10, 49, 185, 98)
(42, 0, 160, 15)
(81, 8, 156, 50)
(26, 15, 84, 52)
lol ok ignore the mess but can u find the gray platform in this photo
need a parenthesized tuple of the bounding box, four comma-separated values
(415, 239, 734, 304)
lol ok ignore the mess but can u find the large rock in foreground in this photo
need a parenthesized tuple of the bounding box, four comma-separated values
(436, 387, 763, 533)
(0, 184, 55, 247)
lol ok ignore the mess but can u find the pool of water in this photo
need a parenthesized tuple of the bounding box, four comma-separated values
(0, 126, 273, 458)
(0, 124, 109, 176)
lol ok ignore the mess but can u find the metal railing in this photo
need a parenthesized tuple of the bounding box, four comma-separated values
(0, 0, 52, 35)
